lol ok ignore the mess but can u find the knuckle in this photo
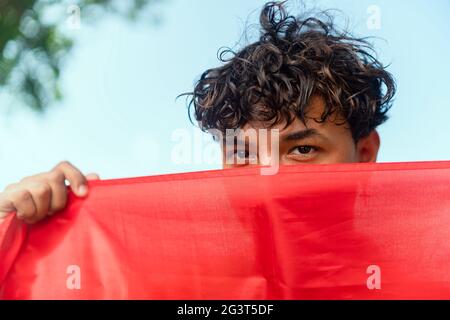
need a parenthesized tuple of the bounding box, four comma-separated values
(32, 183, 52, 199)
(47, 170, 64, 182)
(19, 176, 30, 183)
(57, 160, 72, 169)
(20, 176, 37, 184)
(15, 190, 32, 202)
(20, 172, 46, 184)
(4, 183, 18, 192)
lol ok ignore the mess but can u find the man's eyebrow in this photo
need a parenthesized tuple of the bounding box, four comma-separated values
(283, 128, 328, 141)
(220, 128, 328, 143)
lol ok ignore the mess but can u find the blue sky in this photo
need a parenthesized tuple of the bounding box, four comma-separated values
(1, 0, 449, 188)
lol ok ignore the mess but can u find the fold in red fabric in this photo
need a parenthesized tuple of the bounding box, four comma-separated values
(1, 161, 450, 299)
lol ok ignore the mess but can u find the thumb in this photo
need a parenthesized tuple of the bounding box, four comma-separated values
(85, 173, 100, 181)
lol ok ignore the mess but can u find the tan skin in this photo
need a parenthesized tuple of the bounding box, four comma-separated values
(0, 96, 380, 225)
(222, 96, 380, 167)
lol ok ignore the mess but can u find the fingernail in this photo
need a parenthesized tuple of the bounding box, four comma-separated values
(78, 185, 88, 196)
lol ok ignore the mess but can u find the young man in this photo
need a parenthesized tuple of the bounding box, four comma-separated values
(0, 2, 395, 224)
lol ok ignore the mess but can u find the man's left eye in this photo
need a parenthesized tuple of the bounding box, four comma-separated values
(290, 145, 316, 155)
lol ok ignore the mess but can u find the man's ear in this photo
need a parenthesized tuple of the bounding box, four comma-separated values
(356, 130, 380, 163)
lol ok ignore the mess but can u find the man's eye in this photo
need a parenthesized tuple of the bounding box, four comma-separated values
(227, 150, 258, 165)
(236, 150, 248, 159)
(289, 145, 316, 155)
(235, 150, 258, 160)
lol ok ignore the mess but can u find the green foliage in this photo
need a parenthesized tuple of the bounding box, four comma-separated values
(0, 0, 160, 111)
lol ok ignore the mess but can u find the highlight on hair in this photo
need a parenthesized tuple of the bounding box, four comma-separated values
(181, 1, 396, 142)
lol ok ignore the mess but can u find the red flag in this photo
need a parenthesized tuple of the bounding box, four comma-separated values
(1, 161, 450, 299)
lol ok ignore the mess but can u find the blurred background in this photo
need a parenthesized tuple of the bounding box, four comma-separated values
(0, 0, 449, 188)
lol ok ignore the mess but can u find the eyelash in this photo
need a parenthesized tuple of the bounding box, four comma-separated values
(233, 150, 257, 160)
(288, 145, 319, 156)
(225, 149, 256, 165)
(227, 145, 318, 160)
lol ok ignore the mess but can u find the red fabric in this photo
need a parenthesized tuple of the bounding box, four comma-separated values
(1, 161, 450, 299)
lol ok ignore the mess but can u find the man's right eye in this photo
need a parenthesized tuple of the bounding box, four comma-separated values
(235, 150, 249, 160)
(226, 149, 257, 165)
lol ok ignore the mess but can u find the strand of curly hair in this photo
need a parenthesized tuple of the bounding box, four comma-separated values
(179, 1, 396, 142)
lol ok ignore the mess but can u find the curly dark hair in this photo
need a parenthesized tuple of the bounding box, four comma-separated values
(182, 1, 396, 142)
